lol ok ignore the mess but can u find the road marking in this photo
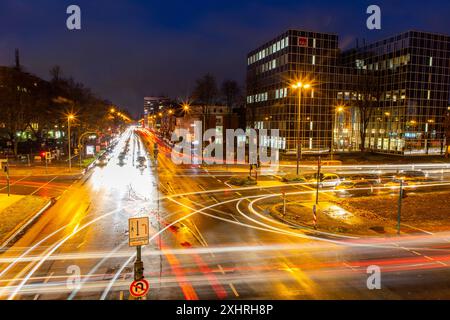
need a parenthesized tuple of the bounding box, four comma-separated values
(33, 272, 54, 300)
(0, 175, 32, 191)
(217, 264, 225, 274)
(411, 251, 421, 256)
(211, 197, 219, 203)
(30, 176, 58, 196)
(229, 283, 239, 297)
(401, 223, 433, 235)
(217, 264, 240, 297)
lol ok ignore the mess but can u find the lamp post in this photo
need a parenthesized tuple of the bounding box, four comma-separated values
(291, 82, 311, 175)
(332, 105, 345, 160)
(67, 114, 75, 171)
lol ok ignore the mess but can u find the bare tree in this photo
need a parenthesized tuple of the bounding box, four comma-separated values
(192, 73, 219, 106)
(352, 70, 382, 152)
(221, 80, 241, 110)
(50, 65, 63, 83)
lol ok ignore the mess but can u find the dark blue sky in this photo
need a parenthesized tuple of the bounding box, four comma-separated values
(0, 0, 449, 116)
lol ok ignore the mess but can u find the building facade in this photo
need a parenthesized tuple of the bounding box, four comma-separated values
(246, 30, 450, 156)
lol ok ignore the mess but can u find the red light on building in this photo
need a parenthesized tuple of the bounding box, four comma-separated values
(298, 37, 308, 47)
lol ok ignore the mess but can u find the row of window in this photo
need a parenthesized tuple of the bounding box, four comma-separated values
(355, 54, 411, 71)
(248, 36, 289, 65)
(247, 92, 268, 104)
(275, 88, 288, 99)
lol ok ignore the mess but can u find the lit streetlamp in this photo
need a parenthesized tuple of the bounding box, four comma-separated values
(291, 82, 311, 175)
(67, 114, 75, 171)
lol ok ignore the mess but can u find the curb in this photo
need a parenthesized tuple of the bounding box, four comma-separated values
(0, 199, 55, 250)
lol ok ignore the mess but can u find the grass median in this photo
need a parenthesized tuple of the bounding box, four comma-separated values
(0, 194, 50, 246)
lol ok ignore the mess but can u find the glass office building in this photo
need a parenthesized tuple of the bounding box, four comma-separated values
(246, 30, 450, 156)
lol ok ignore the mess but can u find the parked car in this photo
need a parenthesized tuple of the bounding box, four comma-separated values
(309, 173, 341, 188)
(335, 180, 376, 197)
(396, 170, 428, 182)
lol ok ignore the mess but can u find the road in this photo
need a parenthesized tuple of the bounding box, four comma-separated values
(1, 128, 450, 300)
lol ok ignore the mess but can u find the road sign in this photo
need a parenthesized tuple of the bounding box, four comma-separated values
(46, 152, 52, 160)
(129, 217, 149, 247)
(0, 160, 7, 170)
(129, 279, 149, 298)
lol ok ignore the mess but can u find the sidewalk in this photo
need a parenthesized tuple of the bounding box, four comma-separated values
(0, 194, 52, 248)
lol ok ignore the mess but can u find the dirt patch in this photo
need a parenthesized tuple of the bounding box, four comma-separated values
(333, 191, 450, 233)
(271, 201, 394, 236)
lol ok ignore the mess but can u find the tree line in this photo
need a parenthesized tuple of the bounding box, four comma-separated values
(0, 64, 127, 155)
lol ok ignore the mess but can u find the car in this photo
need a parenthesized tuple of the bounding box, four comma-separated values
(96, 155, 108, 167)
(382, 178, 409, 191)
(335, 180, 375, 196)
(309, 173, 341, 188)
(137, 156, 147, 163)
(396, 170, 428, 182)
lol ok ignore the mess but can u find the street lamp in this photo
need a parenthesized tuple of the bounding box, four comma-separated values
(332, 105, 346, 158)
(67, 114, 75, 171)
(291, 82, 312, 175)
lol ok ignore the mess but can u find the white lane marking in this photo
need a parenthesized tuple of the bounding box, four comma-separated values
(229, 283, 239, 297)
(30, 176, 58, 196)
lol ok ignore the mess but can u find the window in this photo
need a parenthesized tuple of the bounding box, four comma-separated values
(312, 55, 316, 65)
(429, 56, 433, 67)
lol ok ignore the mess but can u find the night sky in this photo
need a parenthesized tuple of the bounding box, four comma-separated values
(0, 0, 449, 116)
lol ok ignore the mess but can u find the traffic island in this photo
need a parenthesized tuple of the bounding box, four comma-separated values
(334, 190, 450, 234)
(270, 200, 399, 236)
(0, 194, 52, 248)
(228, 176, 257, 187)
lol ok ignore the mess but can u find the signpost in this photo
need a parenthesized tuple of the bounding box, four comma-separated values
(129, 217, 150, 247)
(128, 217, 149, 299)
(129, 279, 150, 298)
